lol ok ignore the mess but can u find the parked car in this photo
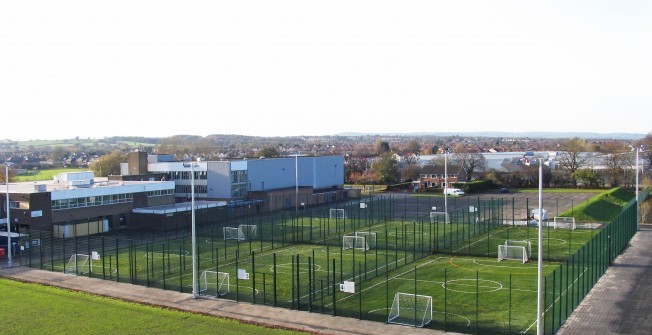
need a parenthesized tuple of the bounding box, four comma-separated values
(500, 187, 509, 193)
(444, 188, 465, 196)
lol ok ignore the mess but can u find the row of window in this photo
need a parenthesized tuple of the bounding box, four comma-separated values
(231, 170, 247, 183)
(51, 193, 133, 210)
(154, 171, 208, 181)
(175, 185, 208, 195)
(9, 201, 30, 209)
(146, 189, 174, 197)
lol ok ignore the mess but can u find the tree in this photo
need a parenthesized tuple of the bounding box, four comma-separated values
(572, 169, 602, 188)
(406, 140, 421, 155)
(90, 151, 125, 177)
(600, 141, 632, 187)
(638, 132, 652, 167)
(374, 140, 390, 155)
(557, 137, 588, 187)
(452, 144, 486, 181)
(0, 165, 15, 183)
(257, 146, 280, 158)
(400, 164, 421, 182)
(372, 152, 399, 184)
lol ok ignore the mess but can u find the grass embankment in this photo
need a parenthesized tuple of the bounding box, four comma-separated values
(14, 168, 86, 182)
(558, 187, 635, 223)
(511, 188, 603, 193)
(0, 278, 309, 335)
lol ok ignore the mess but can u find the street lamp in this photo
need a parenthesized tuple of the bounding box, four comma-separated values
(183, 159, 200, 298)
(4, 162, 13, 267)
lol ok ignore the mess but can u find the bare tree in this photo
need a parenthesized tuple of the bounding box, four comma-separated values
(557, 137, 588, 187)
(600, 141, 633, 187)
(452, 144, 486, 181)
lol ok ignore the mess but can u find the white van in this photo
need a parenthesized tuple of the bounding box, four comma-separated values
(444, 188, 465, 196)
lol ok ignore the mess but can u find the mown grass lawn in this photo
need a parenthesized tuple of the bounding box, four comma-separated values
(0, 278, 310, 335)
(14, 168, 86, 182)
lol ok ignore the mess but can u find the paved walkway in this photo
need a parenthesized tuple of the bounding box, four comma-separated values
(0, 266, 459, 335)
(557, 224, 652, 335)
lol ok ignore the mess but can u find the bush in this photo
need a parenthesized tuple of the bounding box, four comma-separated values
(386, 182, 413, 192)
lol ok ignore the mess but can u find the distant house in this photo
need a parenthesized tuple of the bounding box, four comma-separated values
(415, 164, 468, 191)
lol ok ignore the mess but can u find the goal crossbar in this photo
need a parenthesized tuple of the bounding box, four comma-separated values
(342, 235, 369, 251)
(65, 253, 90, 274)
(430, 211, 450, 224)
(199, 270, 229, 296)
(355, 231, 376, 249)
(553, 217, 577, 230)
(498, 245, 528, 263)
(329, 208, 345, 219)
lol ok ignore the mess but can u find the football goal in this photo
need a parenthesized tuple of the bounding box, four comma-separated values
(553, 217, 577, 230)
(430, 211, 450, 224)
(65, 254, 90, 274)
(238, 224, 257, 240)
(342, 235, 369, 251)
(223, 225, 257, 241)
(199, 270, 230, 297)
(387, 293, 433, 328)
(355, 231, 376, 249)
(329, 208, 345, 219)
(498, 240, 531, 263)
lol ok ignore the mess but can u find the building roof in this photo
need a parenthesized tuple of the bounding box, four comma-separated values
(132, 200, 226, 215)
(2, 178, 174, 198)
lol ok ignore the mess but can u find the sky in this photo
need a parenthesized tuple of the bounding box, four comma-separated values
(1, 0, 651, 140)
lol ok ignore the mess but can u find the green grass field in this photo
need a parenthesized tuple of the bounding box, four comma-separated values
(32, 213, 596, 334)
(15, 168, 87, 182)
(0, 278, 309, 335)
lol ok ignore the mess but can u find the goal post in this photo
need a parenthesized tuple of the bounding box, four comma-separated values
(65, 253, 90, 274)
(430, 211, 450, 224)
(237, 224, 258, 240)
(505, 239, 532, 256)
(498, 245, 529, 263)
(342, 235, 369, 251)
(329, 208, 345, 219)
(199, 270, 229, 296)
(553, 217, 577, 230)
(223, 227, 241, 241)
(355, 231, 376, 249)
(387, 293, 433, 327)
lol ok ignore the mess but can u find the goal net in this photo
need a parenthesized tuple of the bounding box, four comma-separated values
(237, 224, 258, 240)
(355, 231, 376, 249)
(553, 217, 577, 230)
(199, 270, 229, 296)
(498, 244, 529, 263)
(329, 208, 345, 219)
(65, 254, 90, 274)
(430, 211, 450, 224)
(342, 235, 369, 251)
(223, 227, 241, 241)
(387, 293, 433, 328)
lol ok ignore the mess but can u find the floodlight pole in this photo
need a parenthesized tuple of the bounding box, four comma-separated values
(536, 159, 543, 335)
(184, 160, 199, 299)
(635, 148, 640, 231)
(295, 154, 298, 216)
(5, 162, 12, 267)
(444, 151, 448, 214)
